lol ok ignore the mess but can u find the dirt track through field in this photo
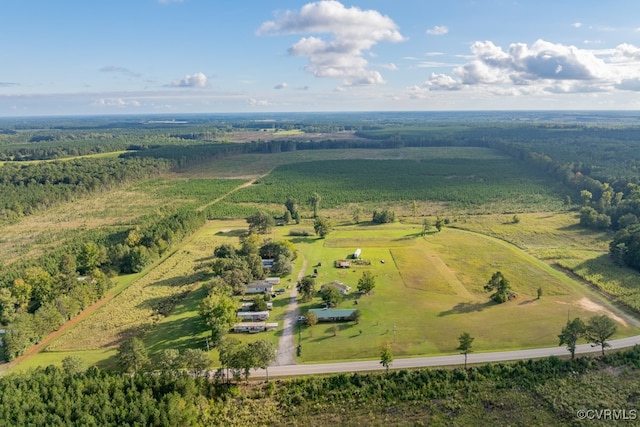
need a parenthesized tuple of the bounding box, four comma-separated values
(428, 253, 475, 300)
(1, 178, 257, 374)
(0, 290, 118, 374)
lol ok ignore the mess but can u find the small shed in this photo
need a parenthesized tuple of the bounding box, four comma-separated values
(353, 248, 362, 259)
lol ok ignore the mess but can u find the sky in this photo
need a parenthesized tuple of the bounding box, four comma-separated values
(2, 0, 640, 116)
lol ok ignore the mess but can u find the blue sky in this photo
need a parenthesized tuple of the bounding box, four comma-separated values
(2, 0, 640, 116)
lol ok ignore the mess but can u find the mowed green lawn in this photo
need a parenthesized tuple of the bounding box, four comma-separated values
(292, 223, 640, 362)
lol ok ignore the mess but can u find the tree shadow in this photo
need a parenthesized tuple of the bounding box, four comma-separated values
(215, 229, 246, 237)
(95, 352, 120, 372)
(438, 300, 493, 317)
(143, 315, 210, 357)
(287, 236, 316, 244)
(148, 271, 208, 288)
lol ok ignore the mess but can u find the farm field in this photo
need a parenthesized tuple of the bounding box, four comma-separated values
(20, 217, 637, 371)
(7, 145, 640, 372)
(291, 224, 639, 362)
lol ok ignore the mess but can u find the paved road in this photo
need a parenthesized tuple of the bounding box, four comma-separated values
(252, 334, 640, 379)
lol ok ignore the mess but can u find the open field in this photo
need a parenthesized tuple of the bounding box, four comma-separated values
(32, 217, 640, 369)
(0, 176, 246, 263)
(291, 224, 640, 362)
(6, 146, 640, 373)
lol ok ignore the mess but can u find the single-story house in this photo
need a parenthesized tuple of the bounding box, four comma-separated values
(245, 281, 275, 294)
(308, 308, 357, 322)
(237, 311, 270, 321)
(321, 281, 351, 295)
(335, 260, 351, 268)
(233, 322, 278, 333)
(239, 302, 273, 311)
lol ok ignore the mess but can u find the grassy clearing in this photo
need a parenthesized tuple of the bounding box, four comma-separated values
(46, 225, 217, 351)
(0, 176, 246, 263)
(291, 224, 639, 362)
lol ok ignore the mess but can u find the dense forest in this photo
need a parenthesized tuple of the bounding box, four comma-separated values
(1, 347, 640, 425)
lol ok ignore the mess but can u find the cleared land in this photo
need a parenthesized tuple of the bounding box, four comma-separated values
(8, 147, 640, 371)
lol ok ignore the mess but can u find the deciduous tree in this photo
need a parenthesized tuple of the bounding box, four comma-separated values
(380, 344, 393, 373)
(558, 317, 586, 360)
(457, 332, 474, 369)
(118, 337, 149, 374)
(484, 271, 512, 303)
(297, 277, 316, 302)
(198, 294, 237, 347)
(585, 315, 617, 356)
(357, 271, 376, 295)
(246, 211, 275, 234)
(313, 216, 331, 238)
(320, 285, 343, 307)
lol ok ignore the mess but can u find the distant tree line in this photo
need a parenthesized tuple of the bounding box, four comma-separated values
(0, 157, 172, 221)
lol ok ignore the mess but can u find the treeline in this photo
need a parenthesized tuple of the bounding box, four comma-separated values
(0, 157, 172, 220)
(1, 208, 205, 360)
(3, 346, 640, 425)
(0, 366, 223, 426)
(485, 138, 640, 272)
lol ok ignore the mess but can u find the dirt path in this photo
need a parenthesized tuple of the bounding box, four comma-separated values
(273, 256, 307, 366)
(1, 179, 255, 374)
(429, 253, 475, 300)
(0, 290, 118, 373)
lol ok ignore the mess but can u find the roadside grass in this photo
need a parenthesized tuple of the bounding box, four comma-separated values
(11, 349, 119, 373)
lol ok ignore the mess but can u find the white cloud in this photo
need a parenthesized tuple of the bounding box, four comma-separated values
(380, 63, 398, 71)
(257, 1, 404, 86)
(426, 25, 448, 36)
(99, 66, 141, 78)
(170, 72, 207, 88)
(274, 82, 289, 90)
(572, 22, 583, 28)
(248, 98, 270, 106)
(93, 98, 141, 108)
(615, 43, 640, 60)
(412, 39, 640, 97)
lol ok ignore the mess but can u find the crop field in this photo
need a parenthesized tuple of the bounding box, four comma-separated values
(225, 156, 567, 214)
